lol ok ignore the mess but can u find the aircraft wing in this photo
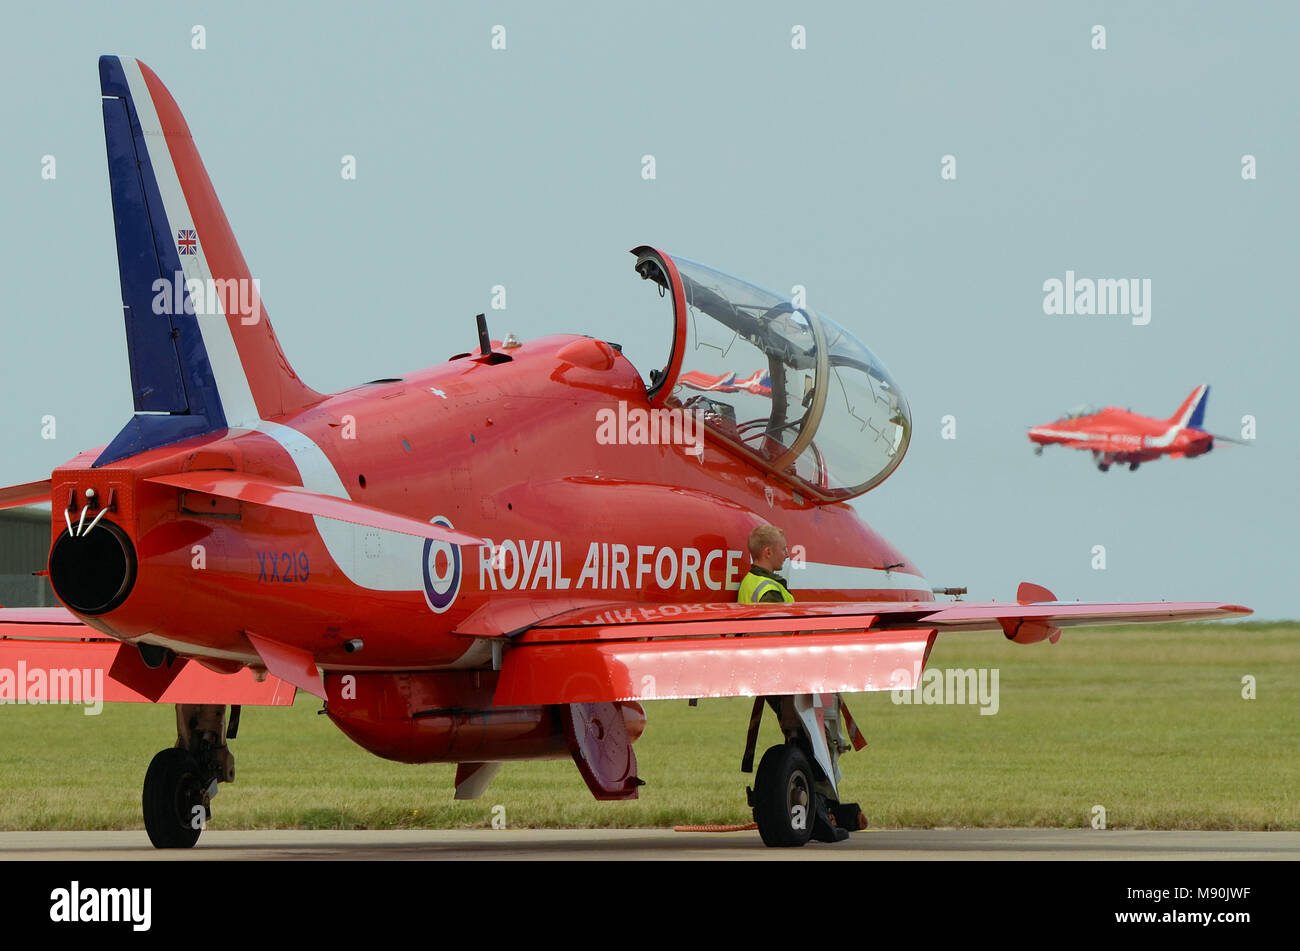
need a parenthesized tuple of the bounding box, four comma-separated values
(0, 608, 297, 705)
(489, 594, 1250, 705)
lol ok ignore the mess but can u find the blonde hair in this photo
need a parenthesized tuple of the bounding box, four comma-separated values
(748, 525, 786, 560)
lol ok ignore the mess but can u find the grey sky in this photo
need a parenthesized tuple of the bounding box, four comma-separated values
(1, 1, 1295, 617)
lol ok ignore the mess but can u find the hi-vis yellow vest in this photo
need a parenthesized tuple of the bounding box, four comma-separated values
(738, 570, 795, 604)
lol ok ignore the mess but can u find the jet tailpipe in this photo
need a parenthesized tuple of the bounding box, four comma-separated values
(48, 520, 137, 615)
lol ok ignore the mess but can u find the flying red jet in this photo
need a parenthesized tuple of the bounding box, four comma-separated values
(0, 58, 1250, 848)
(1028, 386, 1245, 472)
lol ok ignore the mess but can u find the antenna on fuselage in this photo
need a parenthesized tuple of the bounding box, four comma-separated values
(472, 313, 513, 365)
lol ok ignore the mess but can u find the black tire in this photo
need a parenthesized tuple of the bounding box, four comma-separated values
(143, 748, 206, 848)
(752, 743, 815, 847)
(1098, 463, 1110, 472)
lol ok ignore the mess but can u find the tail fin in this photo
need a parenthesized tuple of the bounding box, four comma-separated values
(1168, 385, 1209, 431)
(95, 56, 321, 466)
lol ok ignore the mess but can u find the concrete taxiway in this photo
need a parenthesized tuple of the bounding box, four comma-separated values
(2, 828, 1297, 860)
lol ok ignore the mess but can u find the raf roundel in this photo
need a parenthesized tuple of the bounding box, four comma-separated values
(422, 516, 462, 613)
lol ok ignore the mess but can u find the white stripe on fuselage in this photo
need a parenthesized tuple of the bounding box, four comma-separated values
(1146, 422, 1186, 449)
(1032, 427, 1095, 441)
(121, 58, 260, 428)
(251, 420, 427, 591)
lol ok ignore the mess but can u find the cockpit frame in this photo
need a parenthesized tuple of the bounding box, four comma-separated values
(629, 247, 911, 503)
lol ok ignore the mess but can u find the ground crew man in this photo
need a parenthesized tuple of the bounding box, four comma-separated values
(737, 525, 794, 605)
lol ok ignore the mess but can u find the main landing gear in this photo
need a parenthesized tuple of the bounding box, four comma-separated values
(742, 694, 868, 847)
(143, 704, 238, 848)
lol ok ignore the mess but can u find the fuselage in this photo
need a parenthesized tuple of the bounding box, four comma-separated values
(49, 334, 930, 674)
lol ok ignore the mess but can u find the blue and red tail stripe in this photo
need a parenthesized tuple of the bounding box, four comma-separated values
(95, 56, 321, 466)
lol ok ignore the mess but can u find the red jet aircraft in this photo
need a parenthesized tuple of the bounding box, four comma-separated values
(1028, 386, 1245, 472)
(0, 58, 1250, 848)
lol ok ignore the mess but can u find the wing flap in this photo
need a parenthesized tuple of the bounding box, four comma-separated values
(0, 608, 296, 705)
(494, 629, 935, 704)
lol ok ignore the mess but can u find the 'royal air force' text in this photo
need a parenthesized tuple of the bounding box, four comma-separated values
(478, 540, 745, 592)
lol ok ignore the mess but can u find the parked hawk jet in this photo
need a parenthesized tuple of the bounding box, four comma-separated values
(0, 58, 1249, 848)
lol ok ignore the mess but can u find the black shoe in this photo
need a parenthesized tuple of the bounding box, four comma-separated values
(811, 796, 851, 843)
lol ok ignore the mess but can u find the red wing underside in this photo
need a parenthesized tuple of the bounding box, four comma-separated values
(0, 609, 296, 705)
(490, 598, 1249, 705)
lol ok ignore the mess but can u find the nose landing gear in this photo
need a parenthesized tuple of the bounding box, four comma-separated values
(743, 694, 867, 847)
(750, 743, 815, 847)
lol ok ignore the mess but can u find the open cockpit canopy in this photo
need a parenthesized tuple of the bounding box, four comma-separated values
(631, 247, 911, 502)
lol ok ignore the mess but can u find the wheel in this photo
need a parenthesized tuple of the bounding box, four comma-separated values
(752, 743, 815, 847)
(1129, 462, 1140, 471)
(143, 748, 206, 848)
(1097, 463, 1110, 472)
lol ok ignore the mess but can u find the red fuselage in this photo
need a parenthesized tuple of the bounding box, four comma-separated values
(52, 333, 929, 678)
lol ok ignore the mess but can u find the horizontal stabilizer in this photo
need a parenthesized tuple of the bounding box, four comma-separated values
(0, 609, 295, 705)
(145, 471, 484, 546)
(0, 480, 51, 510)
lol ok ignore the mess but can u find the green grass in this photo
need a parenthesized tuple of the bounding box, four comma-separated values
(0, 621, 1295, 831)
